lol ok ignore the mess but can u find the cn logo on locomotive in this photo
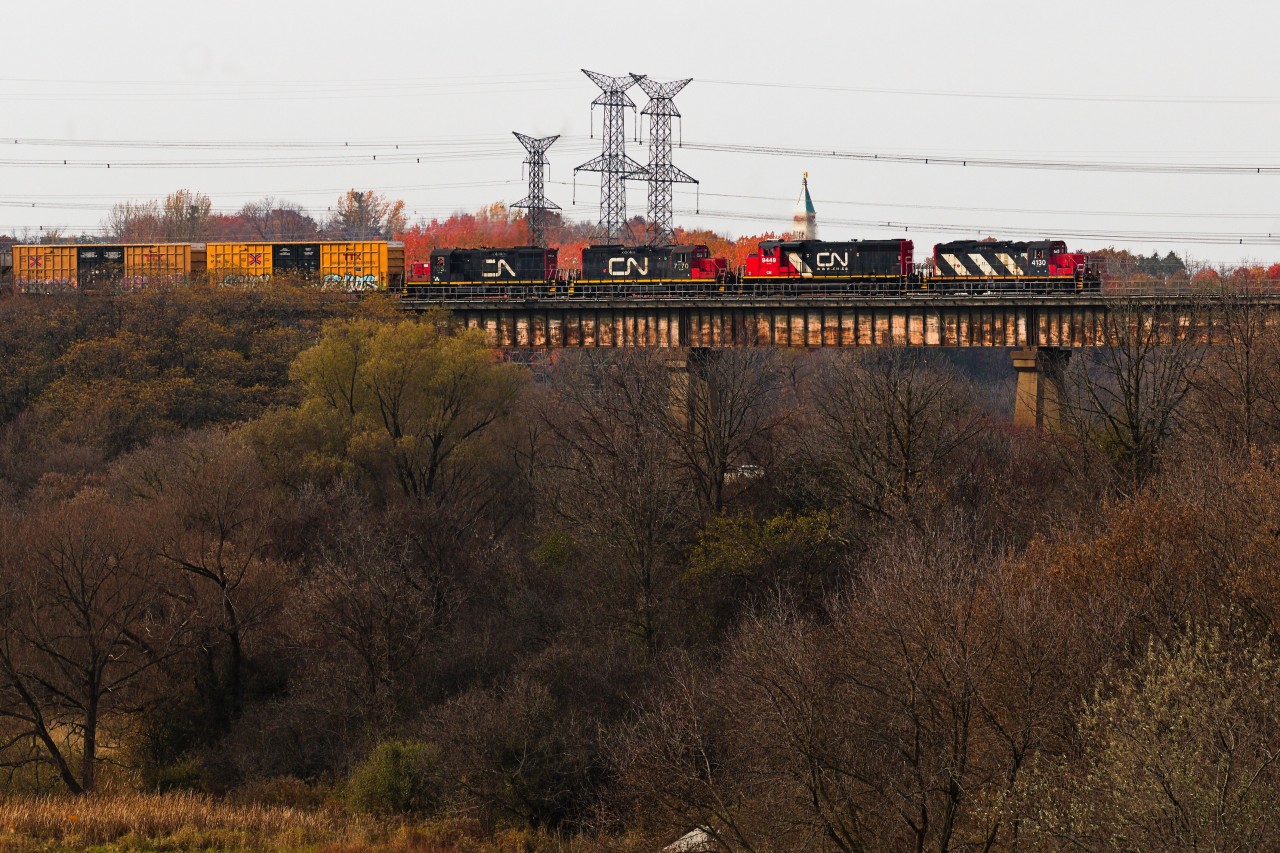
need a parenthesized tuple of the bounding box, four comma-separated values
(482, 259, 518, 278)
(607, 257, 649, 276)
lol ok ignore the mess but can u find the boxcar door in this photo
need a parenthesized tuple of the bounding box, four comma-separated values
(78, 246, 124, 291)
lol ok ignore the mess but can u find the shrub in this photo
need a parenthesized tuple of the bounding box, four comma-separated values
(345, 740, 445, 816)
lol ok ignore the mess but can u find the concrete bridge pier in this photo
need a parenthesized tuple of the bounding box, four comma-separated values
(666, 350, 692, 428)
(665, 348, 714, 430)
(1011, 347, 1071, 431)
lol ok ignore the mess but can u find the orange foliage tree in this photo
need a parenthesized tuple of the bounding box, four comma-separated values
(395, 204, 784, 273)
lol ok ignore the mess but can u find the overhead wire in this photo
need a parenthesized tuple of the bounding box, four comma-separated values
(0, 70, 1278, 250)
(699, 77, 1280, 105)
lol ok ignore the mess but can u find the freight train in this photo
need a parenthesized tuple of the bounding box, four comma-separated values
(0, 235, 1100, 296)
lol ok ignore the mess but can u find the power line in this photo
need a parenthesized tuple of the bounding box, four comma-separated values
(700, 77, 1280, 106)
(680, 140, 1280, 176)
(671, 207, 1280, 246)
(6, 133, 1278, 176)
(579, 183, 1280, 221)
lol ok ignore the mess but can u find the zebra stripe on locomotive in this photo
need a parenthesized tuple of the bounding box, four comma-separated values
(932, 240, 1098, 289)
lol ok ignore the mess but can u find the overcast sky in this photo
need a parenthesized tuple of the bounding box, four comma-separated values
(3, 0, 1279, 265)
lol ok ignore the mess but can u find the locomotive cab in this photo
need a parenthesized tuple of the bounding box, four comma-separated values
(1045, 240, 1083, 278)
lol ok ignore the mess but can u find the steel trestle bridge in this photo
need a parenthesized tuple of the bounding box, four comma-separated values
(401, 288, 1280, 430)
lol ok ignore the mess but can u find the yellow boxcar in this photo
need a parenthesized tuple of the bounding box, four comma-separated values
(124, 244, 191, 287)
(203, 241, 393, 289)
(14, 245, 78, 291)
(320, 241, 388, 291)
(205, 243, 274, 284)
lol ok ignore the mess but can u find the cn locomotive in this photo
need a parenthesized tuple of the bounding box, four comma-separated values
(405, 236, 1100, 295)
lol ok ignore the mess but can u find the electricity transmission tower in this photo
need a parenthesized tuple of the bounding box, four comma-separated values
(575, 70, 647, 244)
(632, 74, 696, 245)
(511, 132, 560, 246)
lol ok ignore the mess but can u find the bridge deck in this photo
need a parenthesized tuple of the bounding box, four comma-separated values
(402, 293, 1271, 349)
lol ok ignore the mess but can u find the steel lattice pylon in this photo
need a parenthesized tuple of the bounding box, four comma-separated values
(575, 70, 647, 244)
(631, 74, 696, 245)
(511, 132, 560, 247)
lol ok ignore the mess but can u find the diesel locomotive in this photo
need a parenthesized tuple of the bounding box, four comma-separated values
(932, 239, 1096, 288)
(407, 236, 1099, 295)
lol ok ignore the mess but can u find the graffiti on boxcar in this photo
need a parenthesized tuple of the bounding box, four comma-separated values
(16, 279, 76, 293)
(322, 273, 379, 290)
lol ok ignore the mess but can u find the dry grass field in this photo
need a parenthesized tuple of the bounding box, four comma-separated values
(0, 793, 645, 853)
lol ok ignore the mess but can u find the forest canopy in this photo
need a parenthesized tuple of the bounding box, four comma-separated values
(3, 283, 1280, 852)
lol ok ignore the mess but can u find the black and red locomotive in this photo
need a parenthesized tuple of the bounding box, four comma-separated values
(578, 244, 729, 288)
(406, 236, 1099, 296)
(742, 239, 916, 290)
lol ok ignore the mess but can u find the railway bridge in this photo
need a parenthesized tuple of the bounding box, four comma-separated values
(401, 292, 1280, 430)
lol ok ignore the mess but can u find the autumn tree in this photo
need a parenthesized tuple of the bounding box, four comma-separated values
(161, 189, 213, 241)
(327, 190, 407, 240)
(1025, 621, 1280, 852)
(285, 314, 525, 504)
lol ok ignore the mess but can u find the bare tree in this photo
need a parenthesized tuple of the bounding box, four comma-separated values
(804, 349, 982, 520)
(104, 200, 163, 242)
(114, 429, 285, 726)
(297, 511, 451, 734)
(1188, 289, 1280, 451)
(535, 351, 697, 658)
(0, 491, 187, 793)
(161, 190, 212, 241)
(616, 519, 1074, 851)
(1059, 298, 1207, 494)
(240, 196, 319, 241)
(672, 348, 790, 513)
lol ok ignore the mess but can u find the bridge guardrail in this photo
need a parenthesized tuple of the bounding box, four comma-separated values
(401, 280, 1099, 301)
